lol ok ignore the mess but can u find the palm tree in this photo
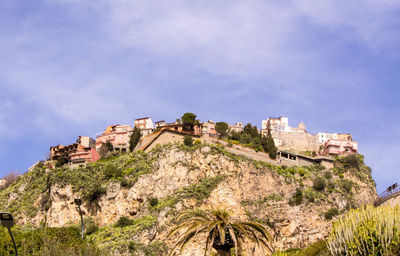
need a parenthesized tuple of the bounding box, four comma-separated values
(168, 208, 273, 256)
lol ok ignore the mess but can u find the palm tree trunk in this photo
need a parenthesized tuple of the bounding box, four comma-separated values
(216, 249, 231, 256)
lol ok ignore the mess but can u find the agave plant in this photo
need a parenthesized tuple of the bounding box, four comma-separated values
(168, 208, 273, 256)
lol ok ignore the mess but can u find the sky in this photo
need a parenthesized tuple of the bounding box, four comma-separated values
(0, 0, 399, 193)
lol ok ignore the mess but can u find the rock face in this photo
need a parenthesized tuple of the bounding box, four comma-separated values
(1, 144, 377, 255)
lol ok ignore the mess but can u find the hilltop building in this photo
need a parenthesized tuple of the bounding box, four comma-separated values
(202, 120, 217, 136)
(50, 136, 100, 165)
(229, 122, 243, 133)
(159, 122, 202, 136)
(321, 139, 358, 155)
(261, 116, 358, 155)
(155, 120, 166, 128)
(261, 117, 317, 151)
(95, 124, 133, 152)
(134, 117, 154, 136)
(316, 132, 338, 144)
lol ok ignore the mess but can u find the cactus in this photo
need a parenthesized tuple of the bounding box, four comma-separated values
(327, 205, 400, 256)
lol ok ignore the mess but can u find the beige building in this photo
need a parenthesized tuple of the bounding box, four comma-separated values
(228, 122, 243, 133)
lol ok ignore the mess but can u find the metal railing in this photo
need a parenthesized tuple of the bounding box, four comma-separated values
(375, 183, 400, 206)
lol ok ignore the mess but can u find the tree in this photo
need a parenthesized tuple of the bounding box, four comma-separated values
(99, 142, 113, 158)
(181, 113, 197, 125)
(168, 208, 272, 256)
(215, 122, 229, 138)
(183, 135, 193, 146)
(267, 134, 277, 159)
(129, 127, 141, 152)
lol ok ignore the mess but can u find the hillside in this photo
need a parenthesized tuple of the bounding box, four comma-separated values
(0, 142, 377, 255)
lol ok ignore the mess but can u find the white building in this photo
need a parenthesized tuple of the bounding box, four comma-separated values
(134, 117, 154, 136)
(316, 132, 338, 144)
(261, 116, 290, 136)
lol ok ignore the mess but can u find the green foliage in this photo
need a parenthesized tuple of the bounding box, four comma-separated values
(149, 175, 227, 211)
(273, 240, 329, 256)
(264, 134, 278, 159)
(328, 205, 400, 256)
(85, 218, 99, 236)
(169, 208, 272, 255)
(289, 188, 303, 206)
(129, 126, 141, 152)
(183, 135, 193, 146)
(149, 197, 159, 207)
(88, 215, 157, 253)
(313, 177, 326, 191)
(99, 143, 113, 158)
(0, 226, 104, 256)
(215, 122, 229, 137)
(181, 113, 197, 125)
(324, 208, 339, 220)
(128, 241, 168, 255)
(115, 216, 134, 228)
(340, 154, 361, 169)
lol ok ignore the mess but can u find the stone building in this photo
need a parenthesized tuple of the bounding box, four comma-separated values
(95, 124, 133, 152)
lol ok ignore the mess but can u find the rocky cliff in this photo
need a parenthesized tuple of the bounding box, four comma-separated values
(0, 143, 377, 255)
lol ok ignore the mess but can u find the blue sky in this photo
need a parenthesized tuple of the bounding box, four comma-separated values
(0, 0, 399, 193)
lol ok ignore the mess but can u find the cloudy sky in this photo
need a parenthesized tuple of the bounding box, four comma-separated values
(0, 0, 399, 192)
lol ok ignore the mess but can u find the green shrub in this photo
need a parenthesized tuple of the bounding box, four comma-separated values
(103, 164, 123, 180)
(0, 226, 104, 256)
(323, 171, 332, 180)
(340, 179, 354, 193)
(115, 217, 134, 228)
(289, 188, 303, 206)
(313, 177, 326, 191)
(324, 208, 339, 220)
(327, 205, 400, 256)
(340, 154, 360, 169)
(183, 135, 193, 146)
(149, 197, 159, 207)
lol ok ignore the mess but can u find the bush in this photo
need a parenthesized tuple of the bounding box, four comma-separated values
(340, 179, 353, 193)
(183, 135, 193, 146)
(103, 164, 123, 180)
(0, 226, 103, 255)
(340, 154, 360, 169)
(324, 208, 339, 220)
(327, 205, 400, 256)
(85, 183, 106, 202)
(115, 217, 134, 228)
(313, 177, 326, 191)
(323, 171, 332, 180)
(149, 197, 159, 207)
(289, 188, 303, 206)
(85, 219, 99, 235)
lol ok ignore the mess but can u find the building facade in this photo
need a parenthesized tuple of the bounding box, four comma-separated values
(316, 132, 338, 144)
(321, 139, 358, 155)
(202, 120, 217, 136)
(50, 136, 99, 165)
(134, 117, 154, 136)
(228, 122, 243, 133)
(95, 124, 133, 152)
